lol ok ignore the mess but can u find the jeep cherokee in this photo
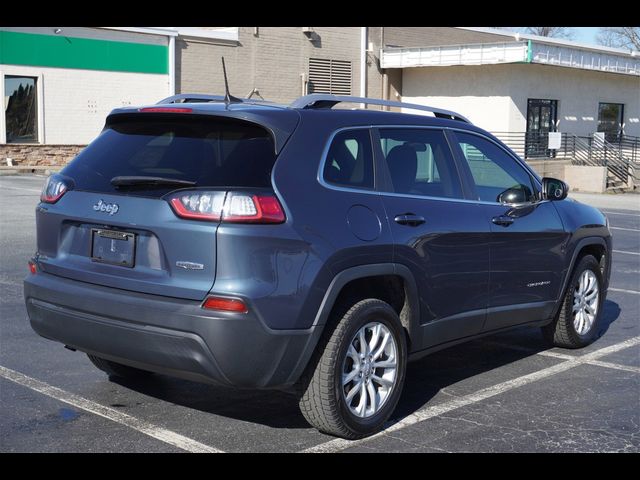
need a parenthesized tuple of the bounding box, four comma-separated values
(24, 93, 612, 439)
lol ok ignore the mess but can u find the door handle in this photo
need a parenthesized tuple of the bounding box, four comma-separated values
(394, 214, 426, 227)
(492, 215, 515, 227)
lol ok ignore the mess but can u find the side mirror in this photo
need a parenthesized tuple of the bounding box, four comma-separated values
(542, 177, 568, 201)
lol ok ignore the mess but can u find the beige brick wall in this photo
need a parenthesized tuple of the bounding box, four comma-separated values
(176, 27, 511, 108)
(0, 144, 85, 167)
(176, 27, 361, 104)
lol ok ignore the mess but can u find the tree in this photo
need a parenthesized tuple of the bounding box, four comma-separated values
(522, 27, 575, 39)
(597, 27, 640, 50)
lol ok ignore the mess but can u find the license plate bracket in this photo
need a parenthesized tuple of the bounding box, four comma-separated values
(91, 228, 136, 268)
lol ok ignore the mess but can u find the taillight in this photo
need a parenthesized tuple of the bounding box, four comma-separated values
(169, 192, 226, 221)
(41, 174, 70, 204)
(202, 296, 248, 313)
(28, 260, 37, 275)
(222, 192, 286, 223)
(167, 191, 285, 224)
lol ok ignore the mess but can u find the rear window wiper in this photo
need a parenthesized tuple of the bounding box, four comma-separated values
(111, 176, 197, 188)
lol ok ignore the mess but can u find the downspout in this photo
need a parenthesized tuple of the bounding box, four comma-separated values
(360, 27, 367, 108)
(382, 72, 388, 108)
(0, 71, 7, 144)
(168, 35, 176, 95)
(380, 28, 384, 100)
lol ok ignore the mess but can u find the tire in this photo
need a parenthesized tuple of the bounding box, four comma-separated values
(298, 298, 407, 439)
(87, 354, 153, 379)
(542, 255, 605, 349)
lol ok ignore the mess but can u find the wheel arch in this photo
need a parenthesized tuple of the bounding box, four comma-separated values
(551, 236, 610, 321)
(312, 263, 420, 348)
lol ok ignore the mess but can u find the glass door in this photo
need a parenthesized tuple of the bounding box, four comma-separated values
(525, 99, 558, 158)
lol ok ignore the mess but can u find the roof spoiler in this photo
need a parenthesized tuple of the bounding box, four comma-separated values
(157, 94, 277, 106)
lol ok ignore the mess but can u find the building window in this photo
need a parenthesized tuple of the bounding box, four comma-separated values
(308, 58, 352, 95)
(598, 103, 624, 141)
(4, 76, 38, 143)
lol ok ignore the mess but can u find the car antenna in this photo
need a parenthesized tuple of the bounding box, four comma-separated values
(221, 57, 242, 105)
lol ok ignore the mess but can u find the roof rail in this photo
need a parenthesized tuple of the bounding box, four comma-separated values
(289, 94, 470, 123)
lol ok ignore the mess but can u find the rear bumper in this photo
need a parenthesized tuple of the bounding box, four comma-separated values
(24, 272, 321, 389)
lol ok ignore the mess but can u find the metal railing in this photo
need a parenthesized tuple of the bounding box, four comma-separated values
(605, 134, 640, 164)
(571, 135, 632, 187)
(492, 131, 591, 161)
(492, 131, 638, 190)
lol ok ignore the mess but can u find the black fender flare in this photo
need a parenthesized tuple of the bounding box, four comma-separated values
(311, 263, 420, 334)
(285, 263, 420, 387)
(551, 236, 609, 320)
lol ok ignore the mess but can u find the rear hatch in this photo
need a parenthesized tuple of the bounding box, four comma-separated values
(36, 110, 294, 300)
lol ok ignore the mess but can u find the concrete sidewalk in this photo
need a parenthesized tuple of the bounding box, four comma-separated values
(569, 192, 640, 211)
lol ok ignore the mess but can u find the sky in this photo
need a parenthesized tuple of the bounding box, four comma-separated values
(571, 27, 601, 46)
(499, 27, 602, 46)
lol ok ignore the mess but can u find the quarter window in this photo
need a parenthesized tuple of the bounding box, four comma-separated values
(4, 76, 38, 143)
(323, 129, 374, 189)
(378, 128, 463, 199)
(455, 132, 536, 204)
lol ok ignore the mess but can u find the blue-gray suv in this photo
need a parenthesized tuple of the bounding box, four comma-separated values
(24, 93, 612, 439)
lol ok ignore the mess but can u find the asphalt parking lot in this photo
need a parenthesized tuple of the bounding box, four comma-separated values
(1, 174, 638, 453)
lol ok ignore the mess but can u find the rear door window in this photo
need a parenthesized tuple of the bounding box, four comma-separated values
(62, 115, 276, 197)
(378, 128, 463, 199)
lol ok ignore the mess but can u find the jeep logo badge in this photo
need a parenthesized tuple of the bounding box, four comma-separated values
(93, 199, 119, 215)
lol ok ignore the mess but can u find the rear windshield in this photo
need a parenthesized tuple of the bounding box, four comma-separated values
(62, 115, 277, 197)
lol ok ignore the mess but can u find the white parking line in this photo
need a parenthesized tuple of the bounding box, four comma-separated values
(483, 340, 638, 371)
(586, 360, 640, 374)
(0, 185, 41, 193)
(0, 366, 223, 453)
(608, 287, 640, 295)
(481, 340, 576, 360)
(533, 350, 576, 360)
(602, 211, 640, 218)
(302, 336, 640, 453)
(613, 250, 640, 256)
(610, 227, 640, 232)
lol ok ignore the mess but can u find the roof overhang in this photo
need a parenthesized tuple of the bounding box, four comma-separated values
(456, 27, 638, 57)
(100, 27, 179, 37)
(381, 40, 640, 76)
(100, 27, 240, 43)
(166, 27, 239, 43)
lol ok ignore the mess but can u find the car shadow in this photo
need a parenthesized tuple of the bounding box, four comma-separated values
(111, 299, 621, 431)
